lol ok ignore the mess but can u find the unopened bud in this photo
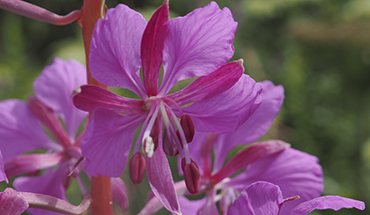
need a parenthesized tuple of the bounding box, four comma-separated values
(181, 114, 195, 143)
(183, 158, 201, 194)
(129, 152, 146, 184)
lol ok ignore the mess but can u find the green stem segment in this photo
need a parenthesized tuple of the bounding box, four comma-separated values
(79, 0, 113, 215)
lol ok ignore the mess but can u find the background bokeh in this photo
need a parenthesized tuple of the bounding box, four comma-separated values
(0, 0, 369, 214)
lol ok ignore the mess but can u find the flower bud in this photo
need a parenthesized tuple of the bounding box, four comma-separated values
(129, 152, 146, 184)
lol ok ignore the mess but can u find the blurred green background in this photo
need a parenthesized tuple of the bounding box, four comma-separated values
(0, 0, 370, 214)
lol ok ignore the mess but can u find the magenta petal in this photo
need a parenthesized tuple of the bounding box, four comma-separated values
(289, 196, 365, 215)
(229, 148, 323, 214)
(90, 4, 147, 96)
(159, 1, 238, 94)
(168, 61, 244, 106)
(141, 0, 169, 96)
(111, 177, 128, 213)
(211, 140, 290, 184)
(73, 85, 145, 114)
(81, 107, 145, 177)
(228, 181, 282, 215)
(182, 74, 262, 134)
(0, 99, 61, 161)
(0, 188, 29, 215)
(146, 144, 180, 214)
(33, 58, 87, 138)
(5, 153, 64, 178)
(213, 80, 284, 171)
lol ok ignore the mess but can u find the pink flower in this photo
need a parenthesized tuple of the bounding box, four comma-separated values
(72, 1, 262, 213)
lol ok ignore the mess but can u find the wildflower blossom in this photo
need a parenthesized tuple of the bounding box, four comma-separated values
(0, 58, 128, 215)
(228, 181, 365, 215)
(72, 1, 262, 213)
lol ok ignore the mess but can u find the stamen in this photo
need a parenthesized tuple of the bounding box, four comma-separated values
(180, 114, 195, 143)
(182, 158, 201, 194)
(166, 106, 191, 164)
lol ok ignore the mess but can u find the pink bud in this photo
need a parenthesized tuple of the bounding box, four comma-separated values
(129, 152, 146, 184)
(181, 114, 195, 143)
(182, 158, 201, 194)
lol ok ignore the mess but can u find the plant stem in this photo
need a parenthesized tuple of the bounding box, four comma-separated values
(79, 0, 113, 214)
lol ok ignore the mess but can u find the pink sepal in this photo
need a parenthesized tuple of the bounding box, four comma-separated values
(141, 0, 169, 96)
(73, 85, 144, 114)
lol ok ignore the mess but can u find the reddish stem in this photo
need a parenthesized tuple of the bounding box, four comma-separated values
(79, 0, 112, 214)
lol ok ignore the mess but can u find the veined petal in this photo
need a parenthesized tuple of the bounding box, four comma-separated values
(33, 58, 88, 139)
(211, 140, 290, 184)
(0, 99, 61, 162)
(90, 4, 147, 97)
(111, 177, 128, 213)
(81, 107, 145, 177)
(213, 80, 284, 171)
(227, 182, 282, 215)
(72, 85, 145, 114)
(146, 143, 180, 214)
(0, 188, 29, 215)
(289, 196, 365, 215)
(228, 148, 323, 214)
(5, 153, 64, 178)
(182, 75, 262, 134)
(141, 0, 169, 96)
(168, 61, 243, 106)
(177, 196, 207, 215)
(159, 1, 237, 94)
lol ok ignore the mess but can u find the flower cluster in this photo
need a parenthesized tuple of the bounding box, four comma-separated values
(0, 0, 366, 215)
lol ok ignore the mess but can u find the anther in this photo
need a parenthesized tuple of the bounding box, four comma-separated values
(180, 114, 195, 143)
(149, 118, 160, 152)
(129, 152, 146, 184)
(182, 158, 201, 194)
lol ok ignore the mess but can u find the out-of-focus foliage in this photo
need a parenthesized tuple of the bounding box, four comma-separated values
(0, 0, 369, 214)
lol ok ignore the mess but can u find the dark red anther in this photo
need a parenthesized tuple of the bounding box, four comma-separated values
(149, 117, 160, 151)
(181, 114, 195, 143)
(182, 158, 201, 194)
(181, 157, 199, 172)
(129, 152, 146, 184)
(162, 128, 178, 156)
(175, 130, 184, 148)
